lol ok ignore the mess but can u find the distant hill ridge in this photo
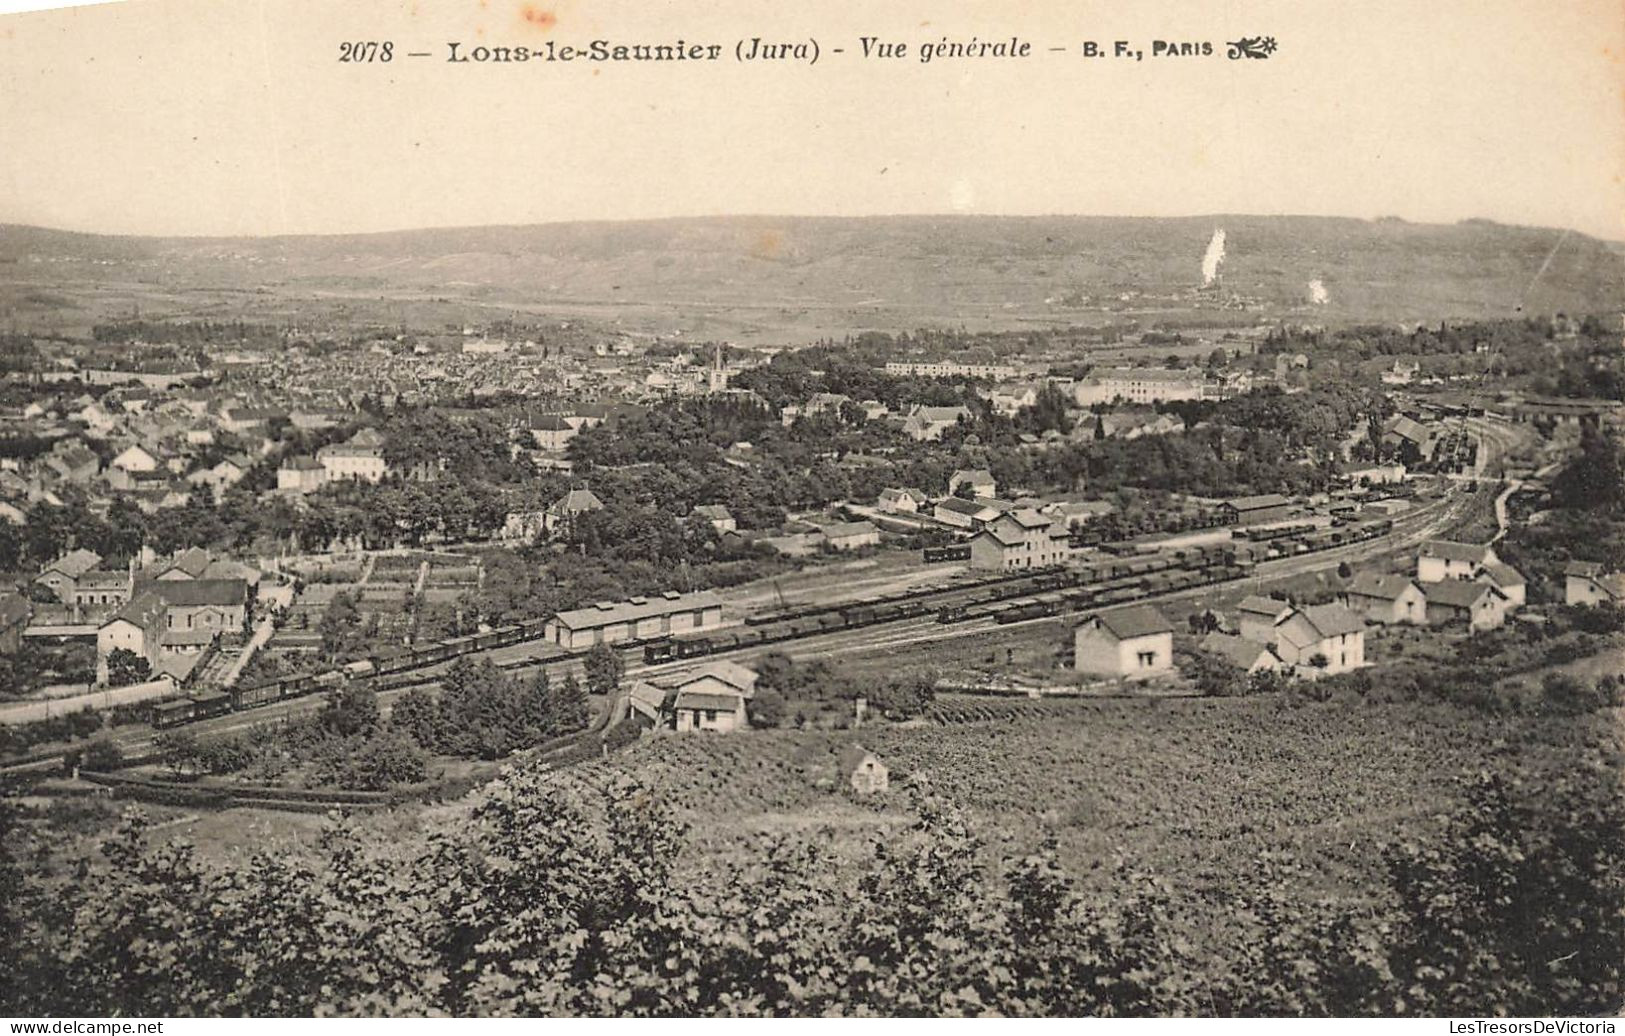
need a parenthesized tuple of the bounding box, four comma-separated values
(2, 214, 1621, 323)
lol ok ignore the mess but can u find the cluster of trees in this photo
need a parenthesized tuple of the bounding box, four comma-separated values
(3, 761, 1618, 1017)
(749, 652, 938, 726)
(0, 641, 96, 701)
(155, 684, 428, 791)
(390, 656, 591, 761)
(1498, 429, 1625, 601)
(1260, 316, 1624, 399)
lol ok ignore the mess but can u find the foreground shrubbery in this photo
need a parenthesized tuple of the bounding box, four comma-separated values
(2, 756, 1619, 1017)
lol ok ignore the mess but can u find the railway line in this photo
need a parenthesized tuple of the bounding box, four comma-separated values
(4, 471, 1474, 770)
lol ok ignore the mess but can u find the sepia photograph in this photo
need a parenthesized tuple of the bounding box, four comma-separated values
(0, 0, 1622, 1023)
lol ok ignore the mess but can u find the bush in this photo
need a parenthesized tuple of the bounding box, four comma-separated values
(748, 687, 787, 728)
(81, 738, 125, 772)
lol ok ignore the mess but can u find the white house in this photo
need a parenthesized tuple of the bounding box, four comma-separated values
(877, 487, 929, 515)
(1475, 562, 1526, 609)
(1074, 605, 1175, 679)
(316, 428, 389, 483)
(1416, 540, 1497, 584)
(1565, 561, 1624, 607)
(1272, 603, 1367, 675)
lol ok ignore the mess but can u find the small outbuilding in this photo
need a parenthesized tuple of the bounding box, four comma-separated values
(840, 745, 889, 795)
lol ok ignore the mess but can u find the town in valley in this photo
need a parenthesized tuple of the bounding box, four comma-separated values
(2, 214, 1622, 1018)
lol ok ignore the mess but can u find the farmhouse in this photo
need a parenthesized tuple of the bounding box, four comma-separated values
(545, 590, 724, 650)
(1272, 603, 1367, 674)
(1074, 604, 1175, 679)
(1423, 578, 1510, 631)
(1338, 572, 1427, 625)
(1416, 540, 1498, 584)
(1564, 561, 1625, 607)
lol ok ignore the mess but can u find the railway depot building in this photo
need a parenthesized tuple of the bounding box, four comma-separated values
(545, 590, 724, 650)
(968, 509, 1074, 571)
(1218, 493, 1295, 526)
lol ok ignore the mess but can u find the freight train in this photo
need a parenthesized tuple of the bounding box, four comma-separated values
(153, 616, 561, 728)
(646, 517, 1395, 663)
(153, 517, 1397, 729)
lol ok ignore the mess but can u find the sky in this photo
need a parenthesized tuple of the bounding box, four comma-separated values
(0, 0, 1622, 240)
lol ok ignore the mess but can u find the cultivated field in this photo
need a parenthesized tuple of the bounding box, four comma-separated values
(550, 695, 1622, 956)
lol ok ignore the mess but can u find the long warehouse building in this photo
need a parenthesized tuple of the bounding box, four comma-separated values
(545, 590, 725, 650)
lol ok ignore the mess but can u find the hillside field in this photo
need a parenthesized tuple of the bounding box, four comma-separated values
(549, 695, 1622, 954)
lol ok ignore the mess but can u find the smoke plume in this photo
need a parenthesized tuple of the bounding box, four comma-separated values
(1201, 229, 1226, 287)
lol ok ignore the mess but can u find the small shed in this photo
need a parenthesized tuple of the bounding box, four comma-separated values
(840, 745, 888, 795)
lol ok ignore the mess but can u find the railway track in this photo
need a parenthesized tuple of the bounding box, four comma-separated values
(4, 473, 1476, 771)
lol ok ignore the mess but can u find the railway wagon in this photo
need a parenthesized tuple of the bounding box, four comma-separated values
(152, 697, 198, 729)
(923, 544, 972, 563)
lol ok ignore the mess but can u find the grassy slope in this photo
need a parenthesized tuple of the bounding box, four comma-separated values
(3, 215, 1621, 340)
(554, 696, 1621, 950)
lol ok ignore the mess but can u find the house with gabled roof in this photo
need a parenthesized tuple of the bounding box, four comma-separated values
(629, 660, 760, 733)
(934, 495, 1000, 530)
(1074, 604, 1175, 679)
(877, 487, 928, 515)
(1422, 578, 1510, 631)
(1339, 572, 1427, 625)
(1564, 561, 1625, 607)
(1416, 540, 1498, 584)
(1475, 562, 1526, 609)
(1272, 603, 1367, 674)
(901, 404, 971, 442)
(543, 487, 605, 534)
(969, 508, 1072, 571)
(35, 548, 103, 602)
(840, 745, 889, 795)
